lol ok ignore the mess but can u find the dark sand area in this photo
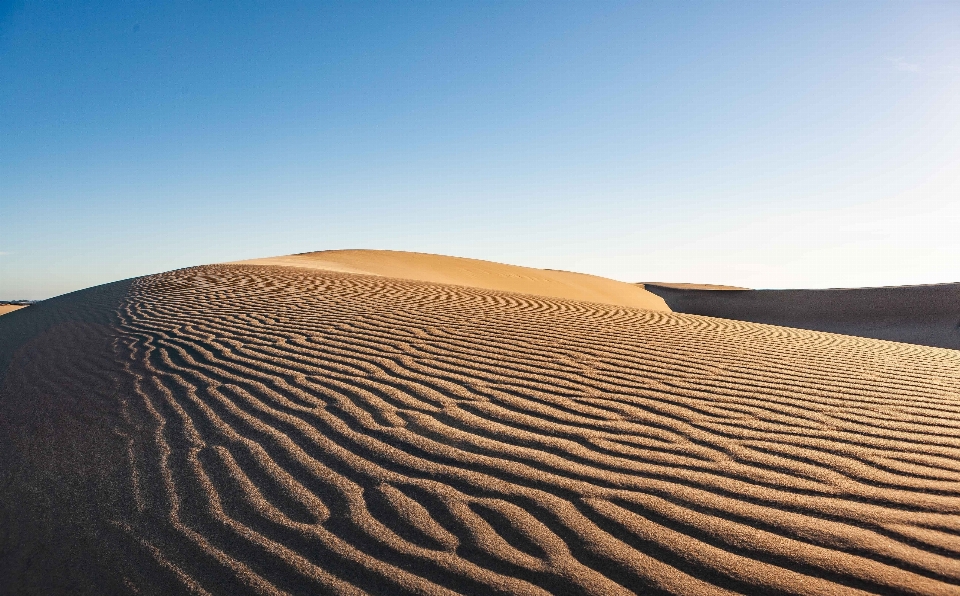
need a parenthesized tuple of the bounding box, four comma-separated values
(644, 283, 960, 350)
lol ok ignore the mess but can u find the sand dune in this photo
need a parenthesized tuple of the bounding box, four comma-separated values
(234, 250, 670, 312)
(0, 305, 26, 316)
(2, 262, 960, 594)
(645, 283, 960, 349)
(641, 283, 749, 291)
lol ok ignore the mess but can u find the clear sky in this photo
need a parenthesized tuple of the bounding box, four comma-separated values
(2, 1, 959, 299)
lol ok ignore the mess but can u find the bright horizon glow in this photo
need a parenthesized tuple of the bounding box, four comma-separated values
(2, 1, 959, 300)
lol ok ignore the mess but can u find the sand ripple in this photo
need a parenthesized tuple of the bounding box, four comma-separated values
(3, 264, 960, 595)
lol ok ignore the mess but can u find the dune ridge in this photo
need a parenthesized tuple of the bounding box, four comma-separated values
(1, 264, 959, 594)
(640, 283, 749, 291)
(644, 283, 960, 349)
(0, 305, 26, 316)
(233, 249, 670, 312)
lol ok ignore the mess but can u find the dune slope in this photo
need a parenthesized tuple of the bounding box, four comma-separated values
(644, 283, 960, 350)
(1, 265, 960, 595)
(640, 283, 749, 291)
(234, 249, 670, 312)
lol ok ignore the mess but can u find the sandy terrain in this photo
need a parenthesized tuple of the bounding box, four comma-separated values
(645, 283, 960, 349)
(0, 305, 26, 316)
(1, 260, 959, 594)
(234, 250, 670, 312)
(640, 283, 748, 291)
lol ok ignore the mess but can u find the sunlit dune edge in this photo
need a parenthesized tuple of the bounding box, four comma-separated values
(232, 249, 671, 312)
(0, 305, 27, 316)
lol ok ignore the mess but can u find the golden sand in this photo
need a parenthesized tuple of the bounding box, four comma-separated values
(234, 249, 670, 312)
(1, 257, 958, 594)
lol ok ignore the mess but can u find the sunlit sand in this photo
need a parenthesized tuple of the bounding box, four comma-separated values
(234, 249, 670, 312)
(1, 252, 958, 594)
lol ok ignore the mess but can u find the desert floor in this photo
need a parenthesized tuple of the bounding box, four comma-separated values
(1, 253, 959, 595)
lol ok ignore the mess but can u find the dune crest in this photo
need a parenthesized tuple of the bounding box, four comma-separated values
(233, 249, 670, 312)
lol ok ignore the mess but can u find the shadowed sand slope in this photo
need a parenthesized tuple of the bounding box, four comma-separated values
(2, 265, 960, 594)
(641, 283, 749, 291)
(234, 250, 670, 312)
(644, 283, 960, 350)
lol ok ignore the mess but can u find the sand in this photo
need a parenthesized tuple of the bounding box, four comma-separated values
(645, 283, 960, 349)
(641, 283, 749, 291)
(233, 250, 670, 312)
(0, 305, 26, 316)
(1, 260, 959, 595)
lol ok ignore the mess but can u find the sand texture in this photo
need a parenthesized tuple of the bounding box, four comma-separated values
(0, 305, 26, 316)
(234, 250, 670, 312)
(645, 283, 960, 349)
(2, 264, 960, 595)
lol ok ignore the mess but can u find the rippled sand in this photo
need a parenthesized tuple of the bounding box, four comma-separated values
(1, 264, 959, 594)
(233, 250, 670, 312)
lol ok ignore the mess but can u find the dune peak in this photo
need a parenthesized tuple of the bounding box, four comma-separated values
(232, 249, 671, 312)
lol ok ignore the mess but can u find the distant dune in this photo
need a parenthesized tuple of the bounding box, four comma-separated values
(0, 305, 26, 316)
(644, 283, 960, 349)
(1, 255, 959, 594)
(234, 250, 670, 312)
(641, 283, 749, 291)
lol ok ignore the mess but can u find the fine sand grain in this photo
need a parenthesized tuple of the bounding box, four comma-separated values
(1, 263, 959, 595)
(234, 250, 670, 312)
(645, 283, 960, 349)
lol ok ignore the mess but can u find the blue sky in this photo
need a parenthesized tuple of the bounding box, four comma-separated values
(2, 1, 959, 299)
